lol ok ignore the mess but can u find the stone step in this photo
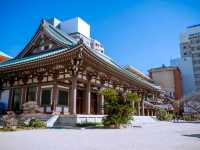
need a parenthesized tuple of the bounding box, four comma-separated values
(46, 115, 59, 127)
(131, 116, 158, 126)
(54, 115, 76, 127)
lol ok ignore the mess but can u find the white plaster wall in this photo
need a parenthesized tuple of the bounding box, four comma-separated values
(60, 17, 90, 38)
(77, 17, 90, 38)
(76, 115, 106, 124)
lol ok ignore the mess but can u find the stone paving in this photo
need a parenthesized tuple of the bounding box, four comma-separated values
(0, 122, 200, 150)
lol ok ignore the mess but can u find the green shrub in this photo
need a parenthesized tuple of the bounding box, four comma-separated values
(183, 115, 193, 121)
(156, 109, 173, 121)
(182, 115, 200, 121)
(0, 128, 17, 131)
(29, 119, 46, 128)
(100, 88, 139, 128)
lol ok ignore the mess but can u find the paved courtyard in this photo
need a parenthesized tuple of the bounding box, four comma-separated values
(0, 122, 200, 150)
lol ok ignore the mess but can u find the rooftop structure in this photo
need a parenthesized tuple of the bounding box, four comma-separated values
(47, 17, 104, 53)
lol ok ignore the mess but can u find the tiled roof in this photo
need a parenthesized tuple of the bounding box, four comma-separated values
(90, 48, 161, 90)
(43, 20, 77, 46)
(0, 48, 68, 68)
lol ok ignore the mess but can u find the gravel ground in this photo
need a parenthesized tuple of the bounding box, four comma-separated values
(0, 122, 200, 150)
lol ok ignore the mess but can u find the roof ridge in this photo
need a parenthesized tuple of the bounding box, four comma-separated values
(43, 19, 78, 44)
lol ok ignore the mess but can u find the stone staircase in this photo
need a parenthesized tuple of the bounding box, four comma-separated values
(46, 115, 59, 127)
(54, 115, 77, 127)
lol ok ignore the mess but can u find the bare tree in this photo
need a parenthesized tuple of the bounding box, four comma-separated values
(181, 92, 200, 113)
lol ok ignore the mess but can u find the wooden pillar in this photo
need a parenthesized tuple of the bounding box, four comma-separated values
(147, 109, 150, 116)
(21, 87, 27, 110)
(151, 110, 154, 116)
(51, 83, 58, 113)
(70, 76, 77, 114)
(98, 94, 104, 115)
(36, 85, 41, 106)
(141, 95, 145, 116)
(98, 80, 105, 115)
(8, 88, 14, 111)
(85, 80, 91, 114)
(36, 75, 43, 106)
(137, 102, 140, 116)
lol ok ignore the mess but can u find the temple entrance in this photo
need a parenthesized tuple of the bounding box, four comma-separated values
(57, 89, 69, 114)
(0, 90, 9, 114)
(77, 90, 84, 114)
(91, 92, 98, 114)
(12, 88, 21, 113)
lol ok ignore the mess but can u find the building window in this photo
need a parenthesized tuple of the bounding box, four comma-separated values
(12, 88, 21, 111)
(58, 90, 68, 106)
(41, 88, 52, 106)
(27, 87, 36, 101)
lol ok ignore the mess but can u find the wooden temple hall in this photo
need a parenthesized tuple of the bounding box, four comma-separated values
(0, 17, 165, 116)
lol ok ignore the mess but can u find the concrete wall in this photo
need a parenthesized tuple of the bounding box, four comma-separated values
(151, 70, 175, 97)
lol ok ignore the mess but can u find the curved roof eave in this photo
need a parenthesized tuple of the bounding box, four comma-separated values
(81, 44, 161, 91)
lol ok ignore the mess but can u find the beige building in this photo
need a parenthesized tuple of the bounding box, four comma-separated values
(149, 66, 182, 100)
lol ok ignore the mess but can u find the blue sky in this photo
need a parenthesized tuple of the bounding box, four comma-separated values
(0, 0, 200, 74)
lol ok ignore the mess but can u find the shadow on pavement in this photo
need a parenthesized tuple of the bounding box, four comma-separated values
(183, 134, 200, 139)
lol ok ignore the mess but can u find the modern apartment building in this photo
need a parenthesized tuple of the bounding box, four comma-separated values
(180, 24, 200, 91)
(170, 57, 196, 96)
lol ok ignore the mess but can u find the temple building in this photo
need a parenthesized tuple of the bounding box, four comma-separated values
(0, 17, 167, 119)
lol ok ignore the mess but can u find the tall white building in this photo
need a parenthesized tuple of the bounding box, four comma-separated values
(170, 24, 200, 113)
(170, 57, 196, 96)
(180, 24, 200, 91)
(48, 17, 104, 53)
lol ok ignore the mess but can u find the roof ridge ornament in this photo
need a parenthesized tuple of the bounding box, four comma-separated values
(78, 38, 84, 44)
